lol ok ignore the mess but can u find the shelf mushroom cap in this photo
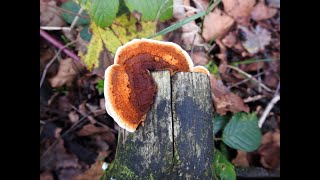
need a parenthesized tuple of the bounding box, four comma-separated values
(104, 39, 209, 132)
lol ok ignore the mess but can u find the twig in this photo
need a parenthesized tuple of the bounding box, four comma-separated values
(226, 65, 274, 93)
(258, 93, 280, 127)
(40, 29, 83, 65)
(244, 94, 266, 103)
(40, 26, 71, 31)
(228, 72, 264, 89)
(40, 40, 76, 88)
(69, 7, 84, 30)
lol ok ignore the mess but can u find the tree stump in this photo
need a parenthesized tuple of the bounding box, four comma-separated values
(103, 71, 215, 179)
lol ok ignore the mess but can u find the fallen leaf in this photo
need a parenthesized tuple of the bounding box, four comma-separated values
(40, 0, 66, 27)
(77, 124, 109, 136)
(266, 0, 280, 8)
(232, 151, 249, 167)
(202, 8, 235, 41)
(68, 111, 79, 123)
(210, 74, 249, 115)
(40, 171, 54, 180)
(72, 151, 109, 180)
(192, 0, 209, 11)
(222, 31, 238, 48)
(222, 0, 256, 26)
(48, 58, 81, 88)
(258, 131, 280, 169)
(251, 0, 277, 21)
(191, 51, 209, 66)
(238, 25, 271, 54)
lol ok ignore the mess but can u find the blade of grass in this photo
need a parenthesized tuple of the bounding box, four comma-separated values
(147, 0, 221, 39)
(231, 58, 279, 66)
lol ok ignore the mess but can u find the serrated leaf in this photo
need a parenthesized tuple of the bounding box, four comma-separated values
(124, 0, 173, 21)
(80, 13, 162, 70)
(61, 1, 90, 25)
(79, 22, 103, 70)
(213, 114, 229, 135)
(90, 0, 119, 28)
(214, 150, 236, 180)
(222, 112, 262, 152)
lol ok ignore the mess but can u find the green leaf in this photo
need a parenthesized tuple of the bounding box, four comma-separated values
(124, 0, 173, 21)
(206, 61, 219, 78)
(80, 25, 92, 42)
(61, 1, 90, 25)
(147, 0, 221, 39)
(90, 0, 119, 28)
(220, 142, 230, 160)
(96, 79, 104, 95)
(222, 112, 262, 152)
(214, 150, 236, 180)
(213, 115, 229, 135)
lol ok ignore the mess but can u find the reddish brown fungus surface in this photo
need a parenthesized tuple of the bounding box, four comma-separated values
(105, 39, 208, 132)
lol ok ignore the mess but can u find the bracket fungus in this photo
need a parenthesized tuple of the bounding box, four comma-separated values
(104, 39, 210, 132)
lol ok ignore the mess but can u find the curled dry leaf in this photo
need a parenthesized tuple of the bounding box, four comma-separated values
(238, 25, 271, 54)
(48, 58, 81, 88)
(40, 171, 54, 180)
(251, 0, 278, 21)
(258, 131, 280, 169)
(77, 124, 109, 136)
(222, 0, 256, 26)
(202, 8, 235, 41)
(210, 74, 249, 115)
(232, 150, 250, 167)
(191, 51, 209, 66)
(40, 0, 65, 27)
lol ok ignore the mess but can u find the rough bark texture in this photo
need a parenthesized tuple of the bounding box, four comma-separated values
(103, 71, 214, 179)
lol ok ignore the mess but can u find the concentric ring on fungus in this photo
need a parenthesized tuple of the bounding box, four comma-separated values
(104, 39, 209, 132)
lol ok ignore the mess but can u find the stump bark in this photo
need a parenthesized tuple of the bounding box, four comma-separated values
(103, 71, 214, 179)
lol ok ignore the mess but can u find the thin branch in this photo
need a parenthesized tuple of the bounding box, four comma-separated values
(258, 93, 280, 128)
(40, 29, 84, 65)
(190, 34, 197, 58)
(40, 41, 76, 88)
(226, 65, 274, 93)
(244, 94, 266, 103)
(228, 72, 264, 89)
(69, 7, 84, 30)
(40, 26, 71, 31)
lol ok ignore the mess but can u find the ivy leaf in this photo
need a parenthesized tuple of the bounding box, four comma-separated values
(213, 114, 229, 135)
(214, 150, 236, 180)
(222, 112, 262, 152)
(89, 0, 119, 28)
(61, 1, 90, 25)
(124, 0, 173, 21)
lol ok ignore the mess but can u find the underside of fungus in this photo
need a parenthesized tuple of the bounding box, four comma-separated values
(104, 39, 210, 132)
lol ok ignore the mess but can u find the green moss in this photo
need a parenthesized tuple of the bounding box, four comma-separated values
(103, 159, 138, 179)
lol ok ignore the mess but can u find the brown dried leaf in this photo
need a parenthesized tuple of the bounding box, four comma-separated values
(40, 171, 54, 180)
(192, 0, 209, 11)
(68, 111, 79, 123)
(222, 0, 256, 26)
(48, 58, 80, 88)
(239, 25, 271, 54)
(232, 151, 249, 167)
(222, 31, 238, 48)
(77, 124, 109, 136)
(40, 0, 65, 27)
(251, 0, 277, 21)
(210, 74, 249, 115)
(202, 8, 235, 41)
(258, 131, 280, 169)
(191, 51, 209, 66)
(72, 160, 104, 180)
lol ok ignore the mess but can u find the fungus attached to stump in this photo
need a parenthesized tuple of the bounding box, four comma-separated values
(104, 39, 209, 132)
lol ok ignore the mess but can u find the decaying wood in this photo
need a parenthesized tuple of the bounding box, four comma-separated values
(103, 71, 214, 179)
